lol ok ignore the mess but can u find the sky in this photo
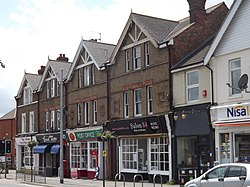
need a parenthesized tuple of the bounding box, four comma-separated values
(0, 0, 233, 117)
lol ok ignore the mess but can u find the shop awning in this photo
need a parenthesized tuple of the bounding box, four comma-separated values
(50, 144, 60, 154)
(33, 145, 49, 154)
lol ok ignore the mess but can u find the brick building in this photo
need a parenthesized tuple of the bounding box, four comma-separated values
(0, 109, 16, 169)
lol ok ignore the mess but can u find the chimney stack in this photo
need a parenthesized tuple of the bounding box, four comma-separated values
(56, 53, 69, 62)
(38, 65, 45, 75)
(187, 0, 207, 24)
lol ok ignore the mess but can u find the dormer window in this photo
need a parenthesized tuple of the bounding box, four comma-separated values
(133, 46, 141, 70)
(23, 87, 32, 104)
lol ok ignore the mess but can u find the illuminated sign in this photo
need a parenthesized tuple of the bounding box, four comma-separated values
(227, 106, 250, 118)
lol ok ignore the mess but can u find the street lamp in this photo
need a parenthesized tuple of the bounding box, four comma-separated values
(0, 60, 5, 68)
(59, 69, 64, 184)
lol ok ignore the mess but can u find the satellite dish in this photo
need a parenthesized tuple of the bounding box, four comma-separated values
(238, 74, 248, 91)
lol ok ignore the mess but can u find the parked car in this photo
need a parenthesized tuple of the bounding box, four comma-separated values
(184, 163, 250, 187)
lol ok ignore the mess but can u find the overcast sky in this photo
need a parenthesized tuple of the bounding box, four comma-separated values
(0, 0, 233, 117)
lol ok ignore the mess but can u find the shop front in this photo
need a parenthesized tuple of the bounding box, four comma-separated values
(34, 132, 61, 177)
(173, 103, 213, 184)
(15, 135, 37, 171)
(106, 115, 171, 183)
(66, 127, 103, 179)
(211, 102, 250, 164)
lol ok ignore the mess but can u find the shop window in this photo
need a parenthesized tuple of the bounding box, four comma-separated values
(23, 146, 31, 167)
(235, 134, 250, 163)
(81, 142, 88, 169)
(150, 136, 169, 171)
(121, 139, 138, 170)
(220, 133, 230, 164)
(177, 137, 197, 167)
(71, 142, 81, 168)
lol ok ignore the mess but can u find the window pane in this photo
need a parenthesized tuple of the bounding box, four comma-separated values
(188, 87, 199, 101)
(187, 71, 198, 85)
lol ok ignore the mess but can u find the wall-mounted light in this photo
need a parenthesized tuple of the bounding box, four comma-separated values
(174, 113, 178, 120)
(181, 112, 187, 119)
(173, 109, 200, 121)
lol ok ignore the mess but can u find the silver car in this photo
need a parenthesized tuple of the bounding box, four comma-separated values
(184, 163, 250, 187)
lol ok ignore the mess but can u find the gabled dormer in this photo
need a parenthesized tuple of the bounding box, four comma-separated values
(37, 55, 71, 99)
(16, 73, 42, 106)
(67, 39, 115, 89)
(110, 12, 179, 74)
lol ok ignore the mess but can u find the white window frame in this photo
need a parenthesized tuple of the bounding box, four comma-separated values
(124, 91, 129, 118)
(149, 137, 169, 172)
(29, 111, 34, 133)
(134, 89, 142, 116)
(147, 86, 153, 115)
(45, 111, 49, 131)
(51, 111, 55, 130)
(91, 64, 95, 84)
(46, 81, 50, 99)
(121, 139, 138, 171)
(125, 50, 130, 72)
(145, 42, 149, 66)
(186, 70, 199, 102)
(88, 141, 99, 170)
(93, 100, 97, 124)
(77, 103, 82, 126)
(23, 87, 32, 104)
(21, 113, 26, 133)
(84, 66, 90, 86)
(78, 68, 84, 88)
(51, 79, 55, 97)
(133, 46, 141, 70)
(229, 58, 241, 95)
(57, 110, 60, 130)
(84, 102, 90, 125)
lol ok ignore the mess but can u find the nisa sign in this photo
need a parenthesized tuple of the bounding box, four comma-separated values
(227, 106, 250, 118)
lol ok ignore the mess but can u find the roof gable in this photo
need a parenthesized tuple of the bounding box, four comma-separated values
(38, 60, 71, 91)
(67, 39, 115, 81)
(16, 73, 42, 98)
(204, 0, 242, 65)
(110, 12, 179, 64)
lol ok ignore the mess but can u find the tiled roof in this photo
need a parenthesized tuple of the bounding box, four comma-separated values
(49, 60, 72, 80)
(132, 13, 179, 43)
(25, 73, 42, 91)
(0, 108, 16, 120)
(82, 40, 115, 67)
(172, 35, 214, 69)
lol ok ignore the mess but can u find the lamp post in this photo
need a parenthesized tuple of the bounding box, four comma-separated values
(4, 133, 8, 178)
(59, 69, 64, 184)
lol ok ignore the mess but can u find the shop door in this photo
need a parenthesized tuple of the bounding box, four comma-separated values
(198, 145, 210, 176)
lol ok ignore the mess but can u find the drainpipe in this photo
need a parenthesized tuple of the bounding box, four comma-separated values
(166, 40, 177, 182)
(205, 64, 215, 167)
(205, 64, 214, 105)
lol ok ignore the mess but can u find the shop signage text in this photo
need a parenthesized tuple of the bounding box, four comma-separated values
(67, 129, 102, 141)
(106, 115, 166, 136)
(36, 133, 60, 144)
(217, 104, 250, 121)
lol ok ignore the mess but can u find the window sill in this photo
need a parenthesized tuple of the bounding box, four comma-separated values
(228, 93, 243, 100)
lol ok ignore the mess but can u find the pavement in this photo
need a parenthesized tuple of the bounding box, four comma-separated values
(0, 169, 182, 187)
